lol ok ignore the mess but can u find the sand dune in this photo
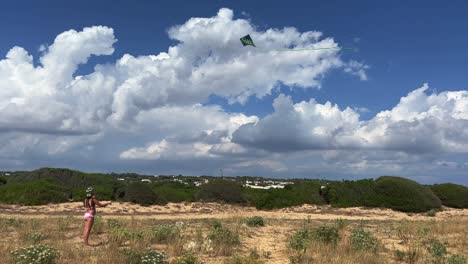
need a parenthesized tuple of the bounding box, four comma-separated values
(1, 202, 467, 221)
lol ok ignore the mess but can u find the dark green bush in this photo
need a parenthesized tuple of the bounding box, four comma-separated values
(245, 216, 265, 227)
(152, 180, 197, 202)
(125, 182, 166, 206)
(325, 179, 378, 208)
(350, 227, 379, 252)
(427, 239, 447, 258)
(374, 176, 441, 212)
(196, 180, 245, 203)
(431, 183, 468, 208)
(311, 225, 340, 245)
(325, 177, 442, 212)
(288, 228, 312, 252)
(0, 179, 69, 205)
(0, 176, 6, 185)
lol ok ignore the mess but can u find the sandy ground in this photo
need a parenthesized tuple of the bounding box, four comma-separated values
(1, 202, 467, 221)
(1, 202, 467, 263)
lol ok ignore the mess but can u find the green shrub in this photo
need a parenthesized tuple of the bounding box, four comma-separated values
(426, 209, 437, 217)
(8, 168, 118, 201)
(121, 248, 168, 264)
(0, 176, 6, 185)
(26, 232, 45, 244)
(427, 239, 447, 258)
(288, 228, 311, 252)
(207, 223, 240, 255)
(140, 248, 168, 264)
(152, 181, 197, 202)
(11, 244, 59, 264)
(373, 176, 441, 212)
(245, 216, 265, 227)
(125, 182, 166, 206)
(175, 252, 204, 264)
(149, 223, 182, 244)
(350, 227, 379, 253)
(196, 180, 245, 203)
(394, 250, 406, 262)
(431, 183, 468, 208)
(311, 225, 340, 245)
(447, 254, 467, 264)
(121, 248, 142, 264)
(325, 179, 378, 208)
(325, 177, 442, 212)
(334, 218, 349, 230)
(109, 227, 144, 245)
(211, 219, 223, 230)
(0, 179, 68, 205)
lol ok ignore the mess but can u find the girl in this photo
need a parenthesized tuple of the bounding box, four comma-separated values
(83, 187, 111, 246)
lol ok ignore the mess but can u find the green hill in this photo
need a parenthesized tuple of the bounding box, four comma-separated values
(324, 177, 442, 212)
(430, 183, 468, 208)
(0, 168, 461, 213)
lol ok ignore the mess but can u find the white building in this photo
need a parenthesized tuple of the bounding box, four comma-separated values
(244, 184, 285, 189)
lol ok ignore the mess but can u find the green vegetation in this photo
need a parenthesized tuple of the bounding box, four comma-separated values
(149, 223, 182, 244)
(325, 176, 442, 212)
(196, 179, 245, 203)
(350, 227, 379, 252)
(11, 244, 59, 264)
(0, 179, 68, 205)
(207, 222, 240, 255)
(373, 176, 441, 212)
(324, 179, 378, 207)
(175, 252, 204, 264)
(311, 224, 340, 245)
(245, 216, 265, 227)
(427, 239, 447, 258)
(431, 183, 468, 208)
(121, 248, 167, 264)
(288, 227, 312, 252)
(244, 181, 324, 210)
(26, 232, 46, 244)
(447, 254, 467, 264)
(125, 182, 166, 206)
(0, 168, 463, 213)
(152, 180, 197, 202)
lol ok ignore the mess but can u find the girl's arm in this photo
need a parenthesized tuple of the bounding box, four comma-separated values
(92, 197, 111, 207)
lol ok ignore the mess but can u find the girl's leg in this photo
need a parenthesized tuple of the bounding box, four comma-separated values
(83, 218, 94, 246)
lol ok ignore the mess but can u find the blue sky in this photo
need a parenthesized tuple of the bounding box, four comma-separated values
(2, 0, 467, 117)
(0, 0, 467, 184)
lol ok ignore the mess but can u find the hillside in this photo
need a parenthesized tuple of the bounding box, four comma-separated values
(1, 168, 466, 212)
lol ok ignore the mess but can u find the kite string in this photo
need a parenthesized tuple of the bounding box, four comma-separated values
(255, 47, 354, 52)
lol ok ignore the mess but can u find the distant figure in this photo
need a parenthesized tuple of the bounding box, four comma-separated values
(83, 187, 111, 247)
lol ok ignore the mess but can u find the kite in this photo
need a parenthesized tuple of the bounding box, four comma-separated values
(240, 34, 256, 47)
(240, 34, 353, 51)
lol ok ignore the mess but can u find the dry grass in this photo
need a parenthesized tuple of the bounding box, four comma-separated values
(0, 205, 467, 264)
